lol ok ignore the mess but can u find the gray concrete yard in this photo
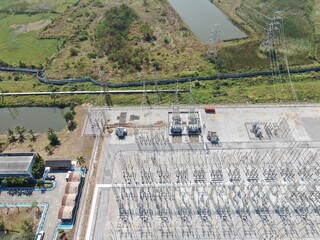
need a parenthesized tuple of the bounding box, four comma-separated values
(0, 172, 68, 240)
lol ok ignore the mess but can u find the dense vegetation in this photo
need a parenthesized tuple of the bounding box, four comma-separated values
(95, 4, 138, 55)
(31, 154, 45, 179)
(94, 4, 149, 71)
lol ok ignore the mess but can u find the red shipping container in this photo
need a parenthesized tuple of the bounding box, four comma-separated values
(205, 106, 216, 113)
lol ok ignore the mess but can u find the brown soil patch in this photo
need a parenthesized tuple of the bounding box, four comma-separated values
(11, 19, 51, 34)
(0, 206, 43, 235)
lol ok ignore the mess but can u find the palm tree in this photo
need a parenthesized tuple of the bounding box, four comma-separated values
(77, 156, 86, 167)
(29, 129, 37, 142)
(36, 179, 45, 188)
(45, 145, 54, 155)
(7, 129, 16, 143)
(47, 128, 54, 136)
(15, 126, 26, 143)
(28, 144, 34, 152)
(2, 177, 9, 186)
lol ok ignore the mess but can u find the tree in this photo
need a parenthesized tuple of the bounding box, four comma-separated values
(36, 179, 45, 188)
(28, 144, 34, 152)
(7, 129, 16, 143)
(32, 154, 45, 179)
(29, 129, 37, 142)
(64, 111, 74, 123)
(45, 145, 54, 155)
(15, 125, 26, 143)
(77, 156, 86, 167)
(31, 201, 40, 213)
(20, 218, 35, 240)
(140, 23, 154, 42)
(47, 128, 54, 135)
(47, 128, 59, 146)
(2, 177, 9, 186)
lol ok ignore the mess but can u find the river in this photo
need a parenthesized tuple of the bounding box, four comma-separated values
(0, 107, 68, 133)
(167, 0, 246, 43)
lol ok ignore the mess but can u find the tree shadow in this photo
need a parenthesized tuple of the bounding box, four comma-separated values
(104, 93, 113, 107)
(18, 136, 25, 144)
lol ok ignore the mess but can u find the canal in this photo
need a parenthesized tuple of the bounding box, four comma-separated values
(167, 0, 246, 43)
(0, 107, 68, 133)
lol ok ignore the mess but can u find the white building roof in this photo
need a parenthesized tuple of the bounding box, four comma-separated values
(0, 153, 35, 175)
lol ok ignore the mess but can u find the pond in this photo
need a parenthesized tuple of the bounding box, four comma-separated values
(0, 107, 68, 134)
(167, 0, 246, 43)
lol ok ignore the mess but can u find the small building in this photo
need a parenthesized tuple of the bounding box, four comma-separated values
(65, 182, 80, 194)
(61, 194, 77, 206)
(0, 153, 36, 179)
(45, 159, 71, 171)
(58, 206, 75, 222)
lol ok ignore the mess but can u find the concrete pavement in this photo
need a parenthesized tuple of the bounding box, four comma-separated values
(0, 172, 68, 240)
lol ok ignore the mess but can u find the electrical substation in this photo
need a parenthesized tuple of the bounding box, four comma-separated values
(83, 105, 320, 240)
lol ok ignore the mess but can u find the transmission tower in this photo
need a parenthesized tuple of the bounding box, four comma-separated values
(275, 11, 297, 101)
(98, 67, 111, 107)
(175, 79, 179, 105)
(154, 66, 162, 106)
(141, 74, 148, 108)
(261, 11, 297, 102)
(207, 24, 221, 62)
(188, 79, 194, 106)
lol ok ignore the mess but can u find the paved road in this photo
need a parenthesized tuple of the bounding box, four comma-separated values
(0, 172, 68, 240)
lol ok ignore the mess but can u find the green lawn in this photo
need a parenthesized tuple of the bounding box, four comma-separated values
(0, 0, 79, 13)
(0, 13, 62, 66)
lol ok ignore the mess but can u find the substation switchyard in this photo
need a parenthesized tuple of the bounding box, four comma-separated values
(83, 105, 320, 240)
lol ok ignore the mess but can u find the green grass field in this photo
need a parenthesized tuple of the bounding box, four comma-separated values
(0, 0, 79, 13)
(1, 70, 320, 107)
(0, 13, 62, 66)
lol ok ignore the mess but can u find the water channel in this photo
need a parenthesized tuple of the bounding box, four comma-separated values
(167, 0, 246, 43)
(0, 107, 68, 133)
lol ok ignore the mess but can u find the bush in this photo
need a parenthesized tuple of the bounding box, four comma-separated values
(87, 52, 97, 59)
(70, 48, 79, 57)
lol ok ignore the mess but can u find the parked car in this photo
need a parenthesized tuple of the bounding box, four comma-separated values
(45, 175, 55, 181)
(36, 231, 45, 240)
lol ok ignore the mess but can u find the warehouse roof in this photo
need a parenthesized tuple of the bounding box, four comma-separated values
(45, 159, 71, 169)
(65, 182, 80, 194)
(0, 153, 36, 174)
(61, 194, 77, 206)
(58, 206, 74, 220)
(67, 172, 82, 182)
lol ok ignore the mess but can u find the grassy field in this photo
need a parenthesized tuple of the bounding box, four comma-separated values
(38, 0, 216, 82)
(0, 0, 78, 13)
(0, 0, 79, 66)
(0, 13, 62, 66)
(212, 0, 318, 72)
(1, 70, 320, 107)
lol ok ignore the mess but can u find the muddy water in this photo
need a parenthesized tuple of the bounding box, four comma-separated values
(168, 0, 246, 43)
